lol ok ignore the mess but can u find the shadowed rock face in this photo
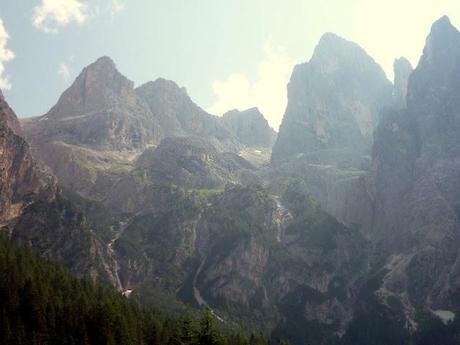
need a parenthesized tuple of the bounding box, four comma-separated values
(272, 33, 392, 164)
(222, 107, 277, 148)
(366, 15, 460, 317)
(0, 90, 56, 225)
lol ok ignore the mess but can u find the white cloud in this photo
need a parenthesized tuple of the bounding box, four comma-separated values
(0, 18, 15, 90)
(207, 41, 295, 130)
(32, 0, 88, 33)
(351, 0, 460, 80)
(58, 62, 71, 81)
(32, 0, 126, 32)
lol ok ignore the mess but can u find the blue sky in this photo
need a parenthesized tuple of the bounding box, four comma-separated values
(1, 0, 460, 129)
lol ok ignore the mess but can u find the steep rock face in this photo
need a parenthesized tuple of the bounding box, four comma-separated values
(136, 79, 239, 151)
(393, 57, 413, 107)
(367, 16, 460, 319)
(136, 136, 258, 189)
(268, 34, 392, 226)
(0, 90, 56, 225)
(272, 33, 392, 164)
(221, 107, 277, 148)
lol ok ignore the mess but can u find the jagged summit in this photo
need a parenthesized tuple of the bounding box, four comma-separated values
(419, 15, 460, 66)
(430, 15, 455, 33)
(92, 55, 116, 68)
(23, 56, 160, 150)
(309, 32, 386, 77)
(408, 15, 460, 106)
(45, 56, 136, 120)
(314, 32, 364, 55)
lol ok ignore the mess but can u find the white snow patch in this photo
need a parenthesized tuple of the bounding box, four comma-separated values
(432, 310, 455, 324)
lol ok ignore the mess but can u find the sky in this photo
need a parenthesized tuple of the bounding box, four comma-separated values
(0, 1, 460, 130)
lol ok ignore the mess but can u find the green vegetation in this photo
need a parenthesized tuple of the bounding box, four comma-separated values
(0, 234, 289, 345)
(75, 159, 100, 170)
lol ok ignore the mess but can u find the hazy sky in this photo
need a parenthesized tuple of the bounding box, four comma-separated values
(1, 1, 460, 130)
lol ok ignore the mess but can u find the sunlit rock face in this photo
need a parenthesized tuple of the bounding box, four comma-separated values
(272, 33, 392, 165)
(366, 16, 460, 316)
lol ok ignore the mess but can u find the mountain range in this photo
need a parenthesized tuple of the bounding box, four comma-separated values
(1, 15, 460, 345)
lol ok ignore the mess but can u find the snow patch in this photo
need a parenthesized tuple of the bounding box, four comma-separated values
(432, 310, 455, 324)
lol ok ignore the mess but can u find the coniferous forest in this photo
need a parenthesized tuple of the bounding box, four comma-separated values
(1, 233, 460, 344)
(0, 235, 287, 345)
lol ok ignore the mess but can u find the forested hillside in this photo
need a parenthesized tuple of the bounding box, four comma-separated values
(0, 235, 287, 345)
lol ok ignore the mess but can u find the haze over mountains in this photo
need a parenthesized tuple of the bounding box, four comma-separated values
(2, 15, 460, 345)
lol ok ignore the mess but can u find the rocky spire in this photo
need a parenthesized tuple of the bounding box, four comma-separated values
(393, 57, 413, 107)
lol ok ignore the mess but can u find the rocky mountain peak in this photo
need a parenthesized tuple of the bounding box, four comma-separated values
(406, 15, 460, 137)
(92, 55, 116, 68)
(313, 32, 362, 58)
(136, 78, 190, 108)
(272, 33, 392, 163)
(222, 107, 276, 148)
(430, 15, 456, 38)
(407, 16, 460, 106)
(310, 33, 386, 77)
(393, 57, 413, 107)
(422, 15, 460, 64)
(136, 79, 238, 150)
(46, 56, 136, 119)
